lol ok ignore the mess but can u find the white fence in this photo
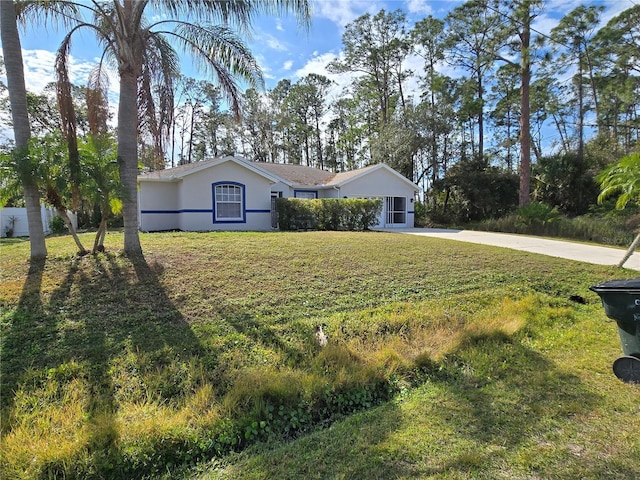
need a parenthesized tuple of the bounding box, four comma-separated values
(0, 206, 77, 238)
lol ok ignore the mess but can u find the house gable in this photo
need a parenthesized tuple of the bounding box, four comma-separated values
(139, 156, 276, 232)
(330, 163, 419, 192)
(138, 155, 280, 184)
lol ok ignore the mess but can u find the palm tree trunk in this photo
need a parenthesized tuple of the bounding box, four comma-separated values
(118, 72, 143, 256)
(24, 182, 47, 255)
(618, 232, 640, 268)
(1, 0, 47, 258)
(93, 217, 107, 253)
(56, 207, 87, 255)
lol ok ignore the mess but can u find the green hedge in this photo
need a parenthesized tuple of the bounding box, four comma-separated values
(276, 198, 382, 231)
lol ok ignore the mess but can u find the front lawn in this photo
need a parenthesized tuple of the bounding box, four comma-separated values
(1, 231, 638, 479)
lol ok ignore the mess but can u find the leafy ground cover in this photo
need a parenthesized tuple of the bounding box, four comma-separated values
(1, 231, 638, 479)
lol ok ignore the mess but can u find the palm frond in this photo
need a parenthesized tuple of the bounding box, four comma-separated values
(151, 0, 310, 33)
(86, 65, 110, 134)
(151, 0, 253, 32)
(162, 22, 263, 119)
(0, 149, 28, 207)
(137, 30, 180, 168)
(55, 31, 81, 207)
(16, 0, 81, 30)
(597, 153, 640, 209)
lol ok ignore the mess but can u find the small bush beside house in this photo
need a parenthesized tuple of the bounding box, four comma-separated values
(276, 198, 382, 231)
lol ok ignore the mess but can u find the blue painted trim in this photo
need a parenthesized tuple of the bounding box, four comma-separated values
(141, 208, 270, 215)
(294, 189, 318, 199)
(141, 210, 179, 214)
(212, 181, 246, 224)
(141, 209, 211, 214)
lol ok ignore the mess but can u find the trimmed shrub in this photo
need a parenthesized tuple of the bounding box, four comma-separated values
(50, 215, 67, 234)
(276, 198, 382, 231)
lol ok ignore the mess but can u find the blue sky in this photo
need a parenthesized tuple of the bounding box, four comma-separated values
(0, 0, 634, 141)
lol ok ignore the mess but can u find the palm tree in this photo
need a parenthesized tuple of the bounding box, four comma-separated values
(55, 0, 310, 255)
(28, 133, 89, 254)
(79, 134, 122, 253)
(598, 153, 640, 267)
(0, 0, 47, 258)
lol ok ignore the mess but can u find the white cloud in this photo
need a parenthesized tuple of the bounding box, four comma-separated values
(599, 1, 632, 27)
(405, 0, 434, 16)
(254, 30, 289, 52)
(532, 0, 629, 37)
(532, 13, 562, 38)
(256, 55, 277, 80)
(0, 48, 119, 137)
(17, 49, 118, 96)
(276, 19, 284, 31)
(283, 60, 294, 71)
(266, 35, 289, 51)
(314, 0, 383, 28)
(294, 51, 360, 102)
(20, 49, 62, 93)
(401, 52, 425, 101)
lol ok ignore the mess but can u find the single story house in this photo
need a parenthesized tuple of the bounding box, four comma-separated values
(138, 156, 419, 232)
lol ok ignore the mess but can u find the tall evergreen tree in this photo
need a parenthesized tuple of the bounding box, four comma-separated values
(328, 8, 411, 154)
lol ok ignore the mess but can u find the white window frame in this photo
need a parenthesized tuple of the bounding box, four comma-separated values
(213, 182, 245, 223)
(294, 190, 318, 200)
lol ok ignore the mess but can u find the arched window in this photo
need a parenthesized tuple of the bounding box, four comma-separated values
(213, 183, 245, 222)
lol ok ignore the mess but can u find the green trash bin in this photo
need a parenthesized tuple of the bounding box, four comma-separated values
(590, 279, 640, 384)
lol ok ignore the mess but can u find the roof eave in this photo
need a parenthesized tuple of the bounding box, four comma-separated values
(138, 176, 182, 183)
(138, 156, 280, 184)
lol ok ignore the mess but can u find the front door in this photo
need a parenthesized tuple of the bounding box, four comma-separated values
(271, 192, 282, 228)
(383, 196, 407, 227)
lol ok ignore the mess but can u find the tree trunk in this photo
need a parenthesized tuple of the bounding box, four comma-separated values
(478, 70, 484, 161)
(577, 54, 584, 163)
(57, 208, 87, 255)
(45, 186, 87, 254)
(118, 72, 143, 256)
(188, 102, 195, 164)
(584, 47, 600, 130)
(618, 232, 640, 268)
(1, 0, 47, 258)
(519, 10, 532, 207)
(93, 216, 108, 253)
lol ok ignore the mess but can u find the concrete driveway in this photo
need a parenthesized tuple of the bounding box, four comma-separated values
(377, 228, 640, 271)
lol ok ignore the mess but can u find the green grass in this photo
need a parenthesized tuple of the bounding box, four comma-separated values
(1, 231, 639, 479)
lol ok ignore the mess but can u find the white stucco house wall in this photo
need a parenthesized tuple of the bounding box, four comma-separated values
(138, 156, 419, 232)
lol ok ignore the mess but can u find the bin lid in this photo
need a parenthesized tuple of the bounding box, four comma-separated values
(590, 278, 640, 293)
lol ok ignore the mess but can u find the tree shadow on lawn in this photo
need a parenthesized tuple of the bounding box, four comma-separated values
(1, 253, 205, 475)
(212, 333, 610, 479)
(2, 256, 55, 411)
(3, 255, 623, 478)
(1, 250, 328, 476)
(222, 310, 314, 368)
(413, 333, 608, 477)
